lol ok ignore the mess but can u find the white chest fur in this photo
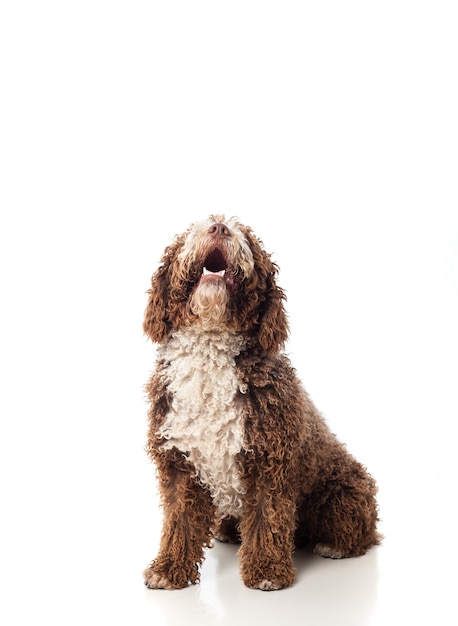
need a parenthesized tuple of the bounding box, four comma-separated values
(157, 328, 248, 518)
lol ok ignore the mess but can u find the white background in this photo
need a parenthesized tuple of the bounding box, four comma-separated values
(1, 2, 457, 624)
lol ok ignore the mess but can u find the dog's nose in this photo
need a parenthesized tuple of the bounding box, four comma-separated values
(208, 223, 230, 238)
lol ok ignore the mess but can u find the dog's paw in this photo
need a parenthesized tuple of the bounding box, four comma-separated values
(245, 573, 294, 591)
(313, 543, 345, 559)
(241, 559, 296, 591)
(256, 579, 284, 591)
(143, 563, 195, 590)
(143, 569, 176, 590)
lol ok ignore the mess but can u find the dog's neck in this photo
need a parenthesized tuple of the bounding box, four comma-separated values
(161, 326, 247, 357)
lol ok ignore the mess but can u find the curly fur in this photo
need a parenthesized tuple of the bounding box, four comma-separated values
(143, 215, 380, 591)
(157, 328, 247, 518)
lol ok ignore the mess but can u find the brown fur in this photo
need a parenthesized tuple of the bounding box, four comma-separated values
(143, 215, 380, 591)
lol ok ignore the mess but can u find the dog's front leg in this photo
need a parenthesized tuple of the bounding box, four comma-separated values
(144, 450, 214, 590)
(238, 455, 297, 591)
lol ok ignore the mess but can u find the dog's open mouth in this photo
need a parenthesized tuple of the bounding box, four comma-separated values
(201, 248, 227, 281)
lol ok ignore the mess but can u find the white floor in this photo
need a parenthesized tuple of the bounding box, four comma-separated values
(1, 3, 458, 625)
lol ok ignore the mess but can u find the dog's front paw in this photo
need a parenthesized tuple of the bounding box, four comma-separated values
(244, 571, 295, 591)
(256, 579, 285, 591)
(144, 568, 177, 590)
(240, 557, 296, 591)
(143, 559, 198, 590)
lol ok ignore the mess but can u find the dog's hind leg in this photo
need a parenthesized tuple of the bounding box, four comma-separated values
(144, 450, 214, 590)
(308, 463, 380, 558)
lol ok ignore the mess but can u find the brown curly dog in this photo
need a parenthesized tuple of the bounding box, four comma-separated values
(143, 215, 380, 591)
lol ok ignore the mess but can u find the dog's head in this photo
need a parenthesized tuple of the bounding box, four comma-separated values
(143, 215, 288, 354)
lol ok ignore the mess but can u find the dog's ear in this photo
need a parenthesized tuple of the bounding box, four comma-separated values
(143, 263, 170, 343)
(143, 238, 183, 343)
(257, 269, 289, 355)
(244, 229, 289, 355)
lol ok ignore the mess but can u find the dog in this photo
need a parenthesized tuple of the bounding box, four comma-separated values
(143, 215, 380, 591)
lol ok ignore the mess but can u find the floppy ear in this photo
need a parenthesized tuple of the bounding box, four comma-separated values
(143, 236, 185, 343)
(143, 262, 171, 343)
(243, 229, 289, 355)
(257, 268, 289, 355)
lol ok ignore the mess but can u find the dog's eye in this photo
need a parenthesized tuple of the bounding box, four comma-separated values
(204, 249, 227, 273)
